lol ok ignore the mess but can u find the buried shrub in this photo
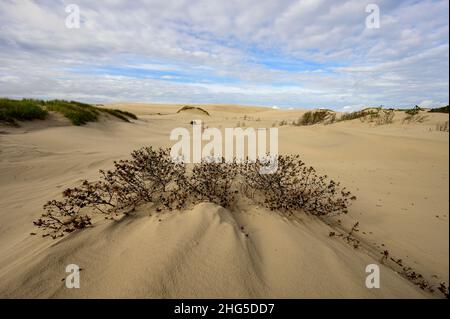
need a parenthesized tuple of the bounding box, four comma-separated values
(98, 147, 188, 211)
(35, 147, 356, 237)
(239, 155, 355, 215)
(36, 147, 187, 236)
(187, 159, 240, 207)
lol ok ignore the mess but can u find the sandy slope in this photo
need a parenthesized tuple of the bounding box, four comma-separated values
(0, 104, 448, 298)
(0, 203, 428, 298)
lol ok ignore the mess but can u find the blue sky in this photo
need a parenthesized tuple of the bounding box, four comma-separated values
(0, 0, 448, 110)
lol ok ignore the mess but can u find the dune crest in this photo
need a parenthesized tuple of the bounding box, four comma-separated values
(177, 106, 210, 116)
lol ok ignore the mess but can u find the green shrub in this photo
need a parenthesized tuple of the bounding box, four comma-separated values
(429, 105, 449, 114)
(0, 98, 48, 125)
(0, 98, 138, 126)
(44, 100, 99, 125)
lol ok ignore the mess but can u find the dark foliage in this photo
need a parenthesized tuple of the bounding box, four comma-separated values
(35, 148, 356, 237)
(240, 155, 355, 215)
(405, 105, 421, 116)
(187, 159, 240, 207)
(177, 105, 210, 116)
(429, 105, 449, 114)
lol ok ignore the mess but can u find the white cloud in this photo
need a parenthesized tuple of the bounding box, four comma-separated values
(0, 0, 448, 108)
(339, 104, 366, 112)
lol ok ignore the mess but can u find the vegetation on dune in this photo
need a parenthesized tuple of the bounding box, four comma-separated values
(436, 121, 449, 132)
(269, 105, 444, 127)
(339, 108, 394, 125)
(328, 220, 449, 298)
(339, 109, 371, 122)
(299, 110, 328, 125)
(0, 98, 48, 125)
(177, 105, 210, 116)
(44, 100, 99, 125)
(0, 98, 138, 126)
(429, 105, 449, 114)
(401, 105, 428, 124)
(99, 108, 138, 121)
(240, 155, 355, 214)
(374, 109, 395, 125)
(404, 105, 422, 116)
(284, 104, 445, 127)
(294, 110, 336, 126)
(33, 147, 448, 298)
(43, 100, 138, 125)
(34, 147, 356, 238)
(112, 109, 138, 120)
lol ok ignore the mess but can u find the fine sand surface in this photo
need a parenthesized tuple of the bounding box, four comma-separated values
(0, 103, 448, 298)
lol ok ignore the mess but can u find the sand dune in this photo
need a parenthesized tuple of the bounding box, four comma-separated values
(0, 103, 448, 298)
(0, 203, 428, 298)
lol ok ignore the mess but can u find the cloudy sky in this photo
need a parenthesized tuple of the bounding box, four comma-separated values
(0, 0, 448, 110)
